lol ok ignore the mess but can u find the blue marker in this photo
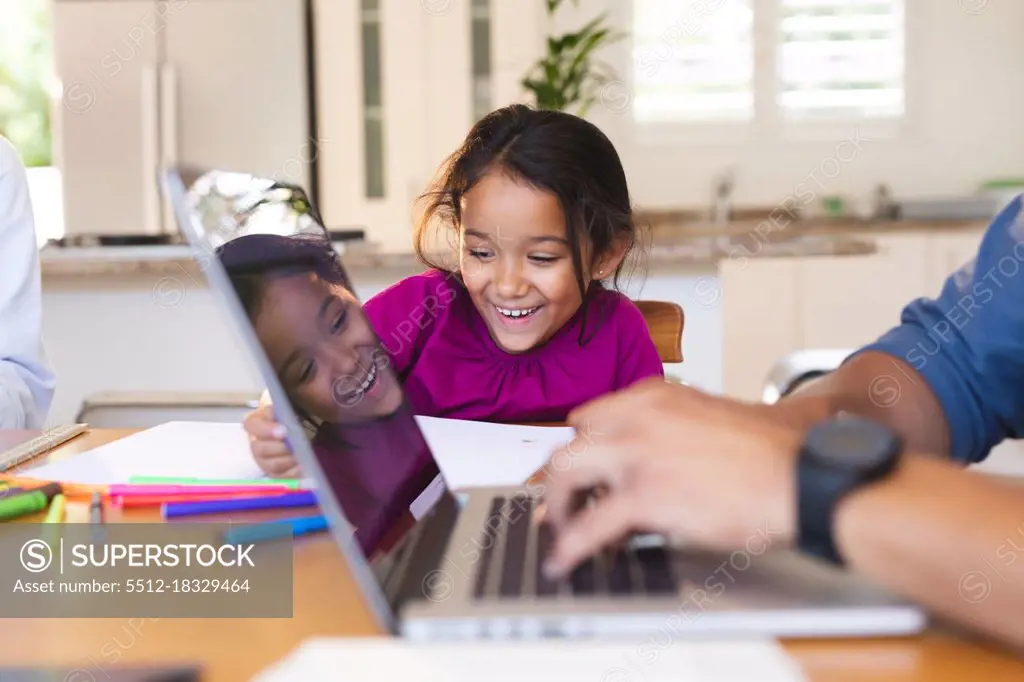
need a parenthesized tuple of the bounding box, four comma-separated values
(163, 490, 318, 519)
(222, 514, 328, 544)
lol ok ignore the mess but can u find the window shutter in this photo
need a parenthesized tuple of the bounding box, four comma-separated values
(778, 0, 905, 120)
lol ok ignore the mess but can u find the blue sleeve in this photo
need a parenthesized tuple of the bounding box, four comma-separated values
(859, 195, 1024, 463)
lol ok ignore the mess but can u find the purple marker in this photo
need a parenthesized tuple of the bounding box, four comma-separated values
(162, 490, 318, 519)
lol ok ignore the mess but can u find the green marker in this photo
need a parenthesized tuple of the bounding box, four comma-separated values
(0, 483, 63, 521)
(129, 476, 302, 489)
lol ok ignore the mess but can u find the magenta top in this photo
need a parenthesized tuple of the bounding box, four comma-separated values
(362, 269, 664, 423)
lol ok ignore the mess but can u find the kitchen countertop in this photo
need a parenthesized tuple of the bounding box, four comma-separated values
(39, 229, 879, 280)
(42, 215, 993, 280)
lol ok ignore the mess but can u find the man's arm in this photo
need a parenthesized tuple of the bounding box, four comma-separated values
(775, 351, 951, 456)
(774, 195, 1024, 463)
(543, 380, 1024, 652)
(0, 138, 56, 427)
(836, 453, 1024, 651)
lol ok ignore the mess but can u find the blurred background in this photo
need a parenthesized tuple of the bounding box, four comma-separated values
(1, 1, 1021, 467)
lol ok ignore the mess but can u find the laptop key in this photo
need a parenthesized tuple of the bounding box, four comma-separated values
(607, 549, 635, 595)
(499, 495, 533, 597)
(473, 496, 506, 598)
(569, 558, 597, 595)
(534, 522, 560, 596)
(635, 546, 678, 594)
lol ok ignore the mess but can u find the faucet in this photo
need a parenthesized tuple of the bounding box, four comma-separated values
(711, 167, 735, 229)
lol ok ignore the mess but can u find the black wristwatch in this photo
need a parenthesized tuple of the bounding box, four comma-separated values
(796, 415, 903, 566)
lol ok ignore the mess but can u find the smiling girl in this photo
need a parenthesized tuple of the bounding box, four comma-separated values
(246, 103, 664, 476)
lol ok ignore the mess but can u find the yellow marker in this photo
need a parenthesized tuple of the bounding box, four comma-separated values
(44, 494, 66, 523)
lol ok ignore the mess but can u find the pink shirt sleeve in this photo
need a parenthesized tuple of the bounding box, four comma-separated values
(362, 270, 458, 378)
(612, 296, 666, 389)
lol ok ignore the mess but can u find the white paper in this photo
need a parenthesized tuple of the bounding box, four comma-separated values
(415, 416, 575, 491)
(253, 638, 808, 682)
(22, 421, 265, 484)
(21, 417, 575, 490)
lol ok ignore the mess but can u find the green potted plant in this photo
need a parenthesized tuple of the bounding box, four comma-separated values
(520, 0, 625, 116)
(0, 0, 52, 167)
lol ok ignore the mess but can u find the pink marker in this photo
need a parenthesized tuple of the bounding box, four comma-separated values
(107, 484, 296, 497)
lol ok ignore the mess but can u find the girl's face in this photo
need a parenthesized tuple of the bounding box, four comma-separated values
(458, 169, 623, 354)
(253, 272, 403, 425)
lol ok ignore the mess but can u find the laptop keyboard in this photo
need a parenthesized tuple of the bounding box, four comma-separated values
(472, 494, 679, 599)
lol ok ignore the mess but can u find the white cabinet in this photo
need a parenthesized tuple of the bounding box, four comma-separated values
(53, 1, 161, 237)
(312, 0, 545, 251)
(721, 228, 990, 402)
(927, 229, 987, 294)
(720, 258, 800, 402)
(798, 233, 932, 350)
(53, 0, 310, 237)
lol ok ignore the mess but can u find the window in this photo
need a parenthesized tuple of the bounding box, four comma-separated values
(0, 0, 52, 167)
(631, 0, 904, 126)
(779, 0, 904, 120)
(0, 0, 61, 246)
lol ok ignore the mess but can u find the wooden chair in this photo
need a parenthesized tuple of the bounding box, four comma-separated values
(635, 300, 684, 363)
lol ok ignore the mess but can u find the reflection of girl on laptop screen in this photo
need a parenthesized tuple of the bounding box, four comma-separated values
(216, 234, 440, 556)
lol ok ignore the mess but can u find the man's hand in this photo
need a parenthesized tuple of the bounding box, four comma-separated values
(542, 379, 803, 578)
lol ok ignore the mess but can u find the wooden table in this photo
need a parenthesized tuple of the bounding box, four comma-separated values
(1, 429, 1022, 681)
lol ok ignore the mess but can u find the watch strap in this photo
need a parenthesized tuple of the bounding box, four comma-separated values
(797, 457, 852, 565)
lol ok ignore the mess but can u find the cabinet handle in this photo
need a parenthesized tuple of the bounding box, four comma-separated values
(141, 63, 160, 235)
(159, 63, 179, 235)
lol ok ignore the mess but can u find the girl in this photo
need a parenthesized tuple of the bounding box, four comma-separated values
(246, 103, 664, 476)
(219, 232, 440, 555)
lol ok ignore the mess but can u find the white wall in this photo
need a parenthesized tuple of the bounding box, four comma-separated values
(313, 0, 1024, 250)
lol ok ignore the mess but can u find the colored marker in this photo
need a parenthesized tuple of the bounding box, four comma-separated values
(129, 476, 303, 489)
(89, 492, 104, 524)
(109, 484, 295, 497)
(44, 494, 66, 523)
(0, 483, 63, 521)
(222, 515, 328, 544)
(113, 489, 291, 508)
(163, 491, 318, 519)
(0, 485, 27, 500)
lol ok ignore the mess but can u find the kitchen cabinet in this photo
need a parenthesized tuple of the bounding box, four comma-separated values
(720, 258, 800, 402)
(721, 228, 989, 402)
(798, 233, 932, 350)
(53, 0, 310, 237)
(311, 0, 546, 252)
(926, 229, 987, 294)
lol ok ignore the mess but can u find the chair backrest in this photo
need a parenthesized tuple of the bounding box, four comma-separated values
(635, 300, 684, 363)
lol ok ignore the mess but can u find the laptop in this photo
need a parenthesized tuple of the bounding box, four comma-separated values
(162, 165, 927, 640)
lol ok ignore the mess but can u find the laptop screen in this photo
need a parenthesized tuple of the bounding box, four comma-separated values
(178, 169, 448, 566)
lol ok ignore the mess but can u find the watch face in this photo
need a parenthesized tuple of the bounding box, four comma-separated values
(806, 417, 897, 468)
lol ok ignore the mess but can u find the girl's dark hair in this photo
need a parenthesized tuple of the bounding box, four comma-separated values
(215, 232, 351, 322)
(215, 233, 352, 431)
(414, 104, 647, 299)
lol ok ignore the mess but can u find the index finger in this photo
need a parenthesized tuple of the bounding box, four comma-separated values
(542, 442, 628, 531)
